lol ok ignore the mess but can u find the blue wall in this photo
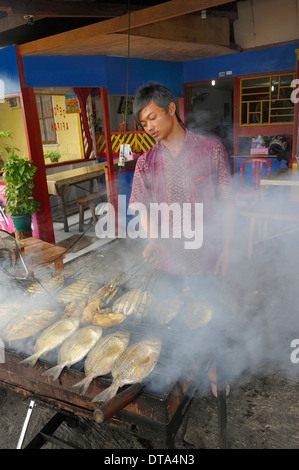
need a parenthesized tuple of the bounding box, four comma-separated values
(1, 42, 298, 97)
(23, 55, 108, 88)
(183, 42, 299, 83)
(23, 55, 184, 97)
(2, 42, 298, 97)
(0, 46, 21, 95)
(104, 57, 184, 96)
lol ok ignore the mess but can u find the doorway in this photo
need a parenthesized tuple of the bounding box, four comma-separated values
(185, 78, 234, 162)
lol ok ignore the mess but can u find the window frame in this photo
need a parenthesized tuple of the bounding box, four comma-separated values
(36, 95, 58, 145)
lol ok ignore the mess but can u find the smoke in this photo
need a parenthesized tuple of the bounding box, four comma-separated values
(0, 163, 298, 402)
(117, 144, 299, 395)
(95, 123, 299, 395)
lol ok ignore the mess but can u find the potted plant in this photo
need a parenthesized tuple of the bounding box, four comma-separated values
(91, 114, 103, 133)
(2, 153, 41, 232)
(0, 130, 16, 171)
(44, 149, 61, 163)
(119, 97, 133, 132)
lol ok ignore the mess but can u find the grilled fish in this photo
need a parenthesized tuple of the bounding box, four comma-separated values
(62, 299, 87, 319)
(89, 274, 125, 306)
(81, 301, 126, 328)
(112, 289, 153, 319)
(154, 295, 184, 326)
(20, 318, 80, 367)
(42, 325, 103, 381)
(92, 337, 162, 403)
(71, 330, 130, 395)
(0, 303, 22, 332)
(3, 309, 58, 342)
(57, 279, 98, 303)
(183, 302, 213, 329)
(27, 275, 64, 296)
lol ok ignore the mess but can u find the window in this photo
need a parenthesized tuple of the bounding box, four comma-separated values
(36, 95, 57, 144)
(240, 73, 295, 126)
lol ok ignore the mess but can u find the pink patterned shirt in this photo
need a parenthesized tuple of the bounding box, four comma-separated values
(129, 129, 233, 275)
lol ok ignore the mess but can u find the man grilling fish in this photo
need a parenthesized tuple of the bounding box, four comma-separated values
(129, 82, 235, 291)
(129, 82, 235, 395)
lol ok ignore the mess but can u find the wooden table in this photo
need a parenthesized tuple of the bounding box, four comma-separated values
(21, 237, 68, 274)
(46, 163, 107, 232)
(260, 168, 299, 196)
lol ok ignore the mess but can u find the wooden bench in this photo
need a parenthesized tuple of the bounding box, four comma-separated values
(74, 189, 107, 232)
(20, 237, 68, 275)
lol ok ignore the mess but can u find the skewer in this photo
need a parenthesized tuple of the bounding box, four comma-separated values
(16, 400, 36, 449)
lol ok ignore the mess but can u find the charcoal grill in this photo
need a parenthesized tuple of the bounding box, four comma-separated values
(0, 239, 228, 449)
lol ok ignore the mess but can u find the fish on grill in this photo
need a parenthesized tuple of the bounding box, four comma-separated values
(42, 325, 103, 381)
(81, 302, 126, 328)
(112, 289, 153, 319)
(89, 274, 125, 306)
(58, 279, 99, 304)
(153, 295, 184, 326)
(92, 337, 162, 403)
(71, 330, 130, 395)
(183, 302, 213, 329)
(27, 275, 64, 296)
(0, 303, 22, 332)
(20, 318, 80, 367)
(62, 299, 87, 319)
(2, 309, 59, 342)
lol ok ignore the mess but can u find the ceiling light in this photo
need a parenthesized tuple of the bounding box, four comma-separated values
(201, 10, 207, 19)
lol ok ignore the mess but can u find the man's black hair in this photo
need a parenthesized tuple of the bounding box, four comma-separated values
(133, 81, 185, 129)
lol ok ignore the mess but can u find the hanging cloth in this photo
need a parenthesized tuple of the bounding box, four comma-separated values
(74, 87, 93, 159)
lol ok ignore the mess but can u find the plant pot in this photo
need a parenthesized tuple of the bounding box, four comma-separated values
(11, 214, 32, 231)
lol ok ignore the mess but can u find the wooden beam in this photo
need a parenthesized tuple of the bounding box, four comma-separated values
(21, 33, 238, 60)
(1, 0, 141, 18)
(128, 15, 230, 45)
(19, 0, 236, 55)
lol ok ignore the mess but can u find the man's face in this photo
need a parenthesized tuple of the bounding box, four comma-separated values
(139, 100, 175, 141)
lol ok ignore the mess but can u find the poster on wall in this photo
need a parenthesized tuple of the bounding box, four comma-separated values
(65, 95, 80, 114)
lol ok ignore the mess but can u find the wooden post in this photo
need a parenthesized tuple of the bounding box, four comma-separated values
(178, 96, 186, 126)
(100, 86, 119, 235)
(15, 46, 55, 244)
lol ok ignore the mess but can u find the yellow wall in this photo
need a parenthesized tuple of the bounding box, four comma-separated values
(0, 100, 28, 161)
(0, 95, 83, 164)
(42, 95, 83, 163)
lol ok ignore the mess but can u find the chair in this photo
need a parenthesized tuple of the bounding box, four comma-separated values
(236, 157, 271, 205)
